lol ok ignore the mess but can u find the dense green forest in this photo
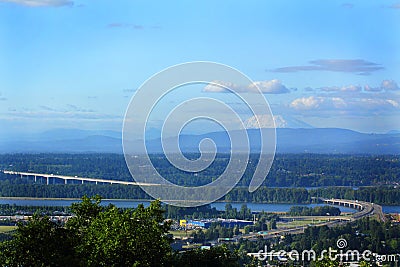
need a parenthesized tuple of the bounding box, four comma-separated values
(1, 153, 400, 204)
(1, 177, 400, 205)
(1, 153, 399, 187)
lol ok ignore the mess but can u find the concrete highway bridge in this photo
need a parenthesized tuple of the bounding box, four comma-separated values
(242, 197, 386, 242)
(321, 197, 386, 222)
(2, 170, 159, 187)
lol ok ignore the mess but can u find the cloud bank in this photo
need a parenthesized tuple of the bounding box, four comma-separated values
(271, 59, 384, 75)
(1, 0, 73, 7)
(203, 79, 290, 94)
(108, 23, 144, 30)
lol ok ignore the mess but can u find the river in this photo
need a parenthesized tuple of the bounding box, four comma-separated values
(2, 198, 399, 213)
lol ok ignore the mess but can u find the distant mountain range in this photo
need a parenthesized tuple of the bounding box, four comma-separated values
(0, 128, 399, 154)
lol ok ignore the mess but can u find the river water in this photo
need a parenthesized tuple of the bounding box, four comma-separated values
(0, 198, 400, 213)
(2, 198, 399, 213)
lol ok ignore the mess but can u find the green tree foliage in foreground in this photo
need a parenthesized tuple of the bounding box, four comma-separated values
(0, 196, 252, 267)
(0, 196, 173, 267)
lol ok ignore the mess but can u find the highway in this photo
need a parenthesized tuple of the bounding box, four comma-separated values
(322, 198, 386, 222)
(240, 197, 385, 241)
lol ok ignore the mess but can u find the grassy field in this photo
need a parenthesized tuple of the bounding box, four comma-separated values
(278, 217, 335, 228)
(0, 226, 16, 233)
(169, 230, 194, 238)
(277, 215, 351, 228)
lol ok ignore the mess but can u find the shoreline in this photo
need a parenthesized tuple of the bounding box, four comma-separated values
(0, 197, 312, 205)
(1, 197, 399, 207)
(0, 196, 151, 202)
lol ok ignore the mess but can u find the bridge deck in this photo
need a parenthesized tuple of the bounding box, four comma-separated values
(3, 170, 159, 186)
(321, 198, 385, 222)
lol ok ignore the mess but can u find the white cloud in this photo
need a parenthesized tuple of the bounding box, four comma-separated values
(249, 80, 290, 94)
(358, 98, 400, 110)
(319, 85, 361, 92)
(290, 95, 400, 116)
(203, 79, 290, 94)
(290, 96, 324, 110)
(313, 80, 399, 94)
(363, 80, 399, 92)
(364, 85, 382, 92)
(0, 0, 73, 7)
(203, 81, 241, 93)
(271, 59, 384, 75)
(387, 99, 400, 108)
(331, 97, 347, 108)
(5, 107, 120, 121)
(320, 86, 340, 92)
(341, 85, 362, 92)
(381, 80, 399, 91)
(289, 96, 347, 111)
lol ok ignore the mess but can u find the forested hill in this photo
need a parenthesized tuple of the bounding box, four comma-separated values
(0, 153, 399, 188)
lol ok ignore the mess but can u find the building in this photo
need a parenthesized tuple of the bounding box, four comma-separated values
(186, 220, 212, 229)
(218, 218, 254, 228)
(181, 218, 254, 229)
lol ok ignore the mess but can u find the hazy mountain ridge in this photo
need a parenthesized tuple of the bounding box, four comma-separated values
(0, 128, 399, 154)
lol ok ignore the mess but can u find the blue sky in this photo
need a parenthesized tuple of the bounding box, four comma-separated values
(0, 0, 399, 138)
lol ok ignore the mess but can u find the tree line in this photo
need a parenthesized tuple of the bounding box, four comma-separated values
(1, 153, 399, 187)
(1, 177, 400, 205)
(0, 204, 69, 216)
(288, 205, 341, 216)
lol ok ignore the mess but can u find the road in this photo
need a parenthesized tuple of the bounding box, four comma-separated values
(239, 198, 385, 241)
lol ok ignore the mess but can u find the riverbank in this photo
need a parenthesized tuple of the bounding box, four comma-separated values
(1, 197, 399, 213)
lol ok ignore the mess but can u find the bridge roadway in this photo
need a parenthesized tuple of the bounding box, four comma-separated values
(3, 170, 160, 186)
(321, 197, 386, 222)
(242, 197, 386, 242)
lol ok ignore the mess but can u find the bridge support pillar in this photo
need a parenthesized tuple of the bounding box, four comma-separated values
(46, 177, 49, 185)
